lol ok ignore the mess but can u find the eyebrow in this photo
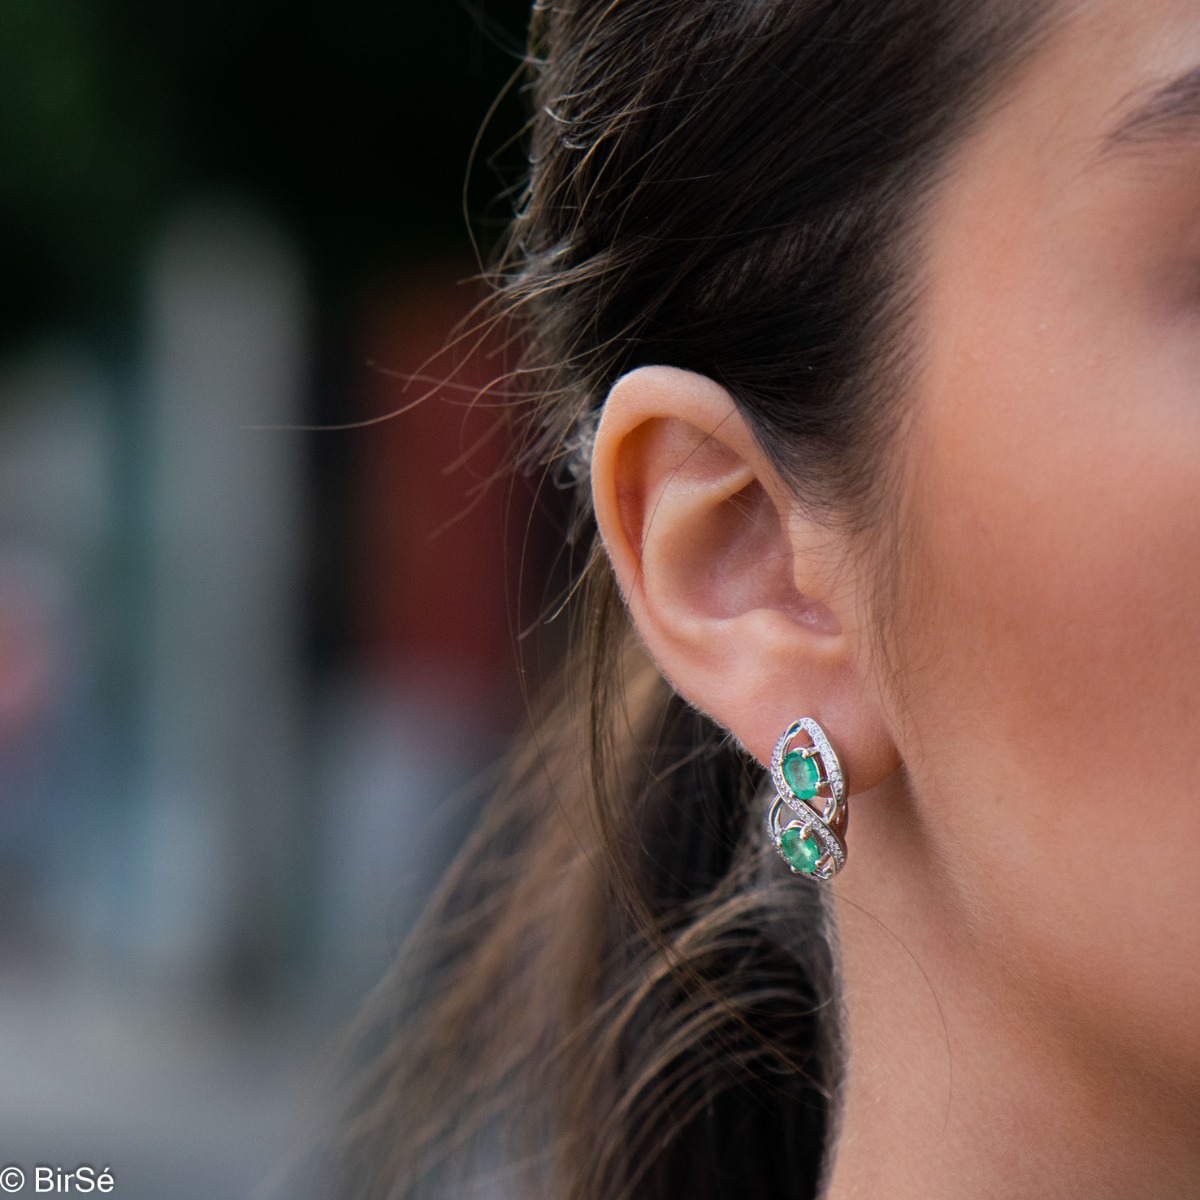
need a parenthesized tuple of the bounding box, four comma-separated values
(1098, 63, 1200, 159)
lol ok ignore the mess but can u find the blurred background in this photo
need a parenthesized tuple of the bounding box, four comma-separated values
(0, 2, 557, 1194)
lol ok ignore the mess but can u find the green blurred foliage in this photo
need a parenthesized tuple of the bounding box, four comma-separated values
(0, 0, 531, 349)
(0, 0, 168, 342)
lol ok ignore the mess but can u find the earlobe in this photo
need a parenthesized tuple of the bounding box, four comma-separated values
(590, 365, 899, 792)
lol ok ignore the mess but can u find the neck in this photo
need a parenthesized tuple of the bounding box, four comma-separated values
(820, 777, 1200, 1200)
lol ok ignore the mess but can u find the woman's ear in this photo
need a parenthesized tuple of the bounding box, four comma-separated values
(590, 365, 898, 790)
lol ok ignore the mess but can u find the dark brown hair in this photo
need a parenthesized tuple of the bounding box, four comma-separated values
(334, 2, 1070, 1198)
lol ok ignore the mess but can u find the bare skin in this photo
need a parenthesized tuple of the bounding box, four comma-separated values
(590, 2, 1200, 1197)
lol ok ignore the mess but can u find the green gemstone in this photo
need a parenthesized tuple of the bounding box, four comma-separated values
(782, 749, 821, 800)
(780, 826, 823, 874)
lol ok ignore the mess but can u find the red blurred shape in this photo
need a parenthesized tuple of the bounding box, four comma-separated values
(353, 269, 529, 717)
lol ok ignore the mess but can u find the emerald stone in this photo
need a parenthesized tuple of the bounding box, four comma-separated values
(780, 826, 823, 874)
(782, 749, 821, 800)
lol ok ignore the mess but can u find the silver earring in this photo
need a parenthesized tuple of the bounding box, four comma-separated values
(767, 717, 848, 880)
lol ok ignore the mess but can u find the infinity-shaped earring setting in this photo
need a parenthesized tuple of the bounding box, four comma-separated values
(767, 718, 848, 880)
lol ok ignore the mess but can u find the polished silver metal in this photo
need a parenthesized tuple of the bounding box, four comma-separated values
(767, 717, 848, 880)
